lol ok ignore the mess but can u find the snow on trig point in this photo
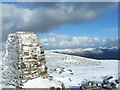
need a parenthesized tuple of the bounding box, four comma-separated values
(2, 32, 48, 88)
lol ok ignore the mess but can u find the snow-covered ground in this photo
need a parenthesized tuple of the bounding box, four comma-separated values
(45, 50, 118, 88)
(0, 50, 119, 88)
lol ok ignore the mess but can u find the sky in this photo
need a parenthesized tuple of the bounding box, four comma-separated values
(39, 5, 118, 39)
(1, 2, 119, 50)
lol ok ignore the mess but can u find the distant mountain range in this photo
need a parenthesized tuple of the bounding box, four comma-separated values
(52, 47, 120, 60)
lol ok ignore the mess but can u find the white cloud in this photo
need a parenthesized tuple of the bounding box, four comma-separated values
(2, 3, 116, 42)
(40, 35, 118, 49)
(103, 28, 118, 31)
(2, 0, 119, 2)
(0, 34, 118, 51)
(0, 42, 5, 51)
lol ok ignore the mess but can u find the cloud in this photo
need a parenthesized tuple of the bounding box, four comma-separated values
(2, 0, 119, 2)
(0, 42, 5, 51)
(2, 2, 117, 42)
(40, 34, 118, 49)
(103, 28, 118, 31)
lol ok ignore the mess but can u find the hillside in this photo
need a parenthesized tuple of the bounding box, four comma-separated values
(0, 50, 119, 89)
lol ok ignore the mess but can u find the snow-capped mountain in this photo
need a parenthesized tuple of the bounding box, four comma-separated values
(51, 47, 119, 60)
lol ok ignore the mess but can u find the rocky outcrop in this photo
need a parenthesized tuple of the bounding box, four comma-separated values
(78, 76, 119, 90)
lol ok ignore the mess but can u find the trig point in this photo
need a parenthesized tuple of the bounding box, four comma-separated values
(2, 32, 48, 88)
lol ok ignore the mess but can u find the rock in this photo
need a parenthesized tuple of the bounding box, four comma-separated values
(115, 79, 119, 84)
(50, 86, 56, 90)
(79, 77, 120, 90)
(61, 83, 67, 90)
(49, 76, 53, 81)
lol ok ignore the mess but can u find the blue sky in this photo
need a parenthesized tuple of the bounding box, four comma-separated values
(58, 8, 117, 38)
(39, 5, 118, 39)
(2, 2, 118, 49)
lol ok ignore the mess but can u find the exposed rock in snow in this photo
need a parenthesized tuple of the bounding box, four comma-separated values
(2, 32, 48, 88)
(64, 57, 72, 61)
(45, 50, 119, 88)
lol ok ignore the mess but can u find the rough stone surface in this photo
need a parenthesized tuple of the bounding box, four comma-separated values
(2, 32, 48, 87)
